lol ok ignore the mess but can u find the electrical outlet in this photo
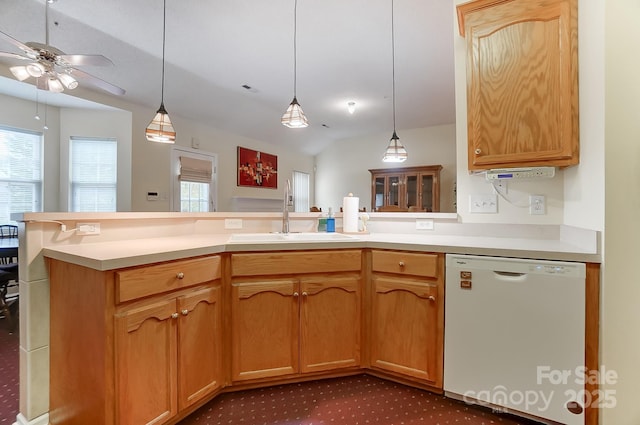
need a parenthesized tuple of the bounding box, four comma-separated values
(529, 195, 546, 215)
(416, 219, 434, 230)
(76, 223, 101, 235)
(469, 194, 498, 213)
(225, 218, 243, 229)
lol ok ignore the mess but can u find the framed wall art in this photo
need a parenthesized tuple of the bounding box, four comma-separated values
(237, 146, 278, 188)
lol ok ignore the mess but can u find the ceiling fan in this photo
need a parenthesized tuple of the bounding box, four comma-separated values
(0, 0, 125, 96)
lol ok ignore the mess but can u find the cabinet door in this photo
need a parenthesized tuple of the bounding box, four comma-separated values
(115, 299, 178, 425)
(177, 285, 222, 410)
(459, 0, 578, 170)
(231, 279, 299, 381)
(370, 275, 442, 386)
(300, 275, 361, 373)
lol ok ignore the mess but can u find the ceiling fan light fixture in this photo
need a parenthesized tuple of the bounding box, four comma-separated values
(26, 62, 45, 78)
(47, 77, 64, 93)
(146, 0, 175, 143)
(58, 72, 78, 89)
(382, 131, 408, 163)
(145, 103, 176, 143)
(281, 97, 309, 128)
(10, 66, 31, 81)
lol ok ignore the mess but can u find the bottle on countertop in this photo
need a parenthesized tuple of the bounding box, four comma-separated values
(326, 208, 335, 233)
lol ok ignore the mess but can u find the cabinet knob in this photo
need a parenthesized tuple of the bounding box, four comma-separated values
(475, 148, 481, 155)
(302, 291, 308, 297)
(398, 261, 405, 268)
(293, 292, 299, 297)
(181, 309, 188, 316)
(171, 312, 179, 319)
(428, 295, 436, 302)
(176, 272, 185, 279)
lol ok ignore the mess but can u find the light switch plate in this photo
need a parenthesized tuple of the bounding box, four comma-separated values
(224, 218, 243, 229)
(469, 194, 498, 213)
(416, 219, 434, 230)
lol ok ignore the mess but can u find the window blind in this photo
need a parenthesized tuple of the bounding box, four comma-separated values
(70, 137, 117, 212)
(292, 170, 310, 212)
(179, 156, 213, 183)
(0, 125, 43, 223)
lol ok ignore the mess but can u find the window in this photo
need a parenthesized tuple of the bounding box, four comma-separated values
(171, 148, 217, 212)
(0, 125, 42, 224)
(292, 170, 310, 212)
(70, 137, 117, 212)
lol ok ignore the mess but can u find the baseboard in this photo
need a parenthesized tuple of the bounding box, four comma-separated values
(14, 413, 49, 425)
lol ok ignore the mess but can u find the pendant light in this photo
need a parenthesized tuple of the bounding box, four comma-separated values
(281, 0, 309, 128)
(145, 0, 176, 143)
(382, 0, 408, 163)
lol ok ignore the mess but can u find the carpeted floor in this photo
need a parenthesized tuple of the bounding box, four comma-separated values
(179, 374, 542, 425)
(0, 325, 19, 424)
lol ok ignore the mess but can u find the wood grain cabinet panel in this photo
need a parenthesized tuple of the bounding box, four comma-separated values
(230, 251, 363, 383)
(457, 0, 579, 170)
(369, 251, 444, 388)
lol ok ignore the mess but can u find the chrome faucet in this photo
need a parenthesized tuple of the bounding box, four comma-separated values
(282, 179, 293, 234)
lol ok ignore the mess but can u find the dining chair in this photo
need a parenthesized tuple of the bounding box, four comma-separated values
(0, 225, 17, 238)
(0, 262, 18, 333)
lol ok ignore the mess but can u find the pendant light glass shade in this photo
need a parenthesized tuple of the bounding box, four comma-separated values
(146, 0, 175, 143)
(281, 0, 308, 128)
(383, 131, 408, 162)
(382, 0, 408, 162)
(281, 97, 309, 128)
(145, 102, 176, 143)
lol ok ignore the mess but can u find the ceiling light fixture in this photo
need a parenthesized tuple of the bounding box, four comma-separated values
(281, 0, 309, 128)
(382, 0, 408, 163)
(347, 101, 356, 114)
(8, 2, 78, 94)
(145, 0, 176, 143)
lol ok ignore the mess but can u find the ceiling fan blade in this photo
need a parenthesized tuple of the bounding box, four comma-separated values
(0, 30, 37, 55)
(0, 51, 31, 61)
(71, 68, 125, 96)
(59, 54, 114, 67)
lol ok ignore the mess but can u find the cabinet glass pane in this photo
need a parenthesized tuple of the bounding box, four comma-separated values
(406, 175, 417, 208)
(388, 176, 400, 206)
(421, 175, 434, 211)
(374, 177, 385, 210)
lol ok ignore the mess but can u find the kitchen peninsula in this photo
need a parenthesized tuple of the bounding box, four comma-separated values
(16, 212, 600, 425)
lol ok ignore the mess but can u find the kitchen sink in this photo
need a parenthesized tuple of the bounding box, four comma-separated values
(228, 232, 358, 243)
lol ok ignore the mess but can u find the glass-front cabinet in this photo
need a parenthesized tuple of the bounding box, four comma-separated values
(369, 165, 442, 212)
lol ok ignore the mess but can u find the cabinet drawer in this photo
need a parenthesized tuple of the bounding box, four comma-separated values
(231, 250, 361, 276)
(371, 250, 439, 278)
(116, 256, 221, 303)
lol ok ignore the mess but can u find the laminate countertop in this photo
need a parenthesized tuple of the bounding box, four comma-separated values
(42, 229, 600, 271)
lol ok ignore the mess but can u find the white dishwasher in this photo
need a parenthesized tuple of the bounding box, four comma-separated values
(444, 254, 586, 425)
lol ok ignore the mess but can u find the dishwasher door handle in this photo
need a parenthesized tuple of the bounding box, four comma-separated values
(493, 270, 527, 281)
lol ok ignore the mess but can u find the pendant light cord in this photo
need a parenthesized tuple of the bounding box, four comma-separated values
(293, 0, 298, 98)
(391, 0, 396, 133)
(161, 0, 167, 104)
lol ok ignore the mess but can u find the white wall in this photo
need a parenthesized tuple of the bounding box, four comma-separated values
(315, 124, 457, 213)
(602, 1, 640, 424)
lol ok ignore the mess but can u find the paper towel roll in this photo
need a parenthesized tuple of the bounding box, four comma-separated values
(342, 194, 360, 233)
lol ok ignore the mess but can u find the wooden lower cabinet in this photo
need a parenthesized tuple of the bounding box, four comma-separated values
(369, 250, 444, 388)
(115, 286, 222, 425)
(230, 250, 363, 383)
(48, 255, 222, 425)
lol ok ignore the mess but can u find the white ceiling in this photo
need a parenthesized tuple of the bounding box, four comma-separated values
(0, 0, 456, 155)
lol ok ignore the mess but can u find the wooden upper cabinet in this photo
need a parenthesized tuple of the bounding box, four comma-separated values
(457, 0, 579, 170)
